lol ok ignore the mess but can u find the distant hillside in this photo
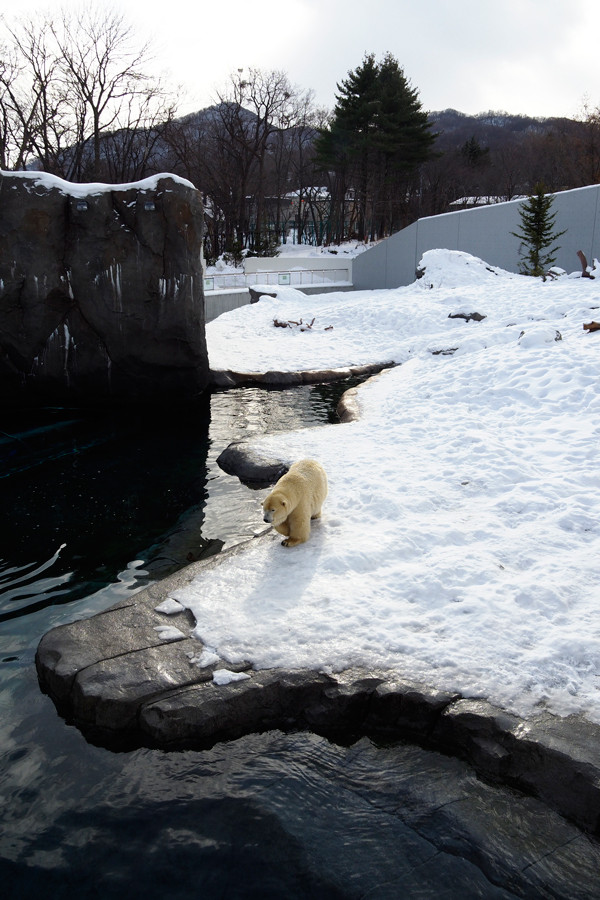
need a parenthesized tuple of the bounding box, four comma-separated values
(428, 108, 580, 152)
(177, 106, 580, 154)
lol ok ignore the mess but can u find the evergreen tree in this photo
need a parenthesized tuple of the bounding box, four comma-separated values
(461, 136, 490, 167)
(314, 53, 436, 242)
(313, 54, 379, 242)
(512, 182, 566, 276)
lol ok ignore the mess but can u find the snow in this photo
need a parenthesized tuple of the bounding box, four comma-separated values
(173, 249, 600, 724)
(274, 240, 375, 259)
(205, 240, 374, 277)
(187, 647, 221, 668)
(1, 170, 196, 196)
(154, 625, 186, 642)
(154, 598, 185, 615)
(212, 669, 251, 685)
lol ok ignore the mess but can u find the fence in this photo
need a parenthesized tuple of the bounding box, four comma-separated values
(204, 267, 352, 293)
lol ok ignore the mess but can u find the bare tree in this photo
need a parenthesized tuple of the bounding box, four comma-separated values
(162, 108, 241, 259)
(0, 7, 177, 180)
(49, 7, 175, 180)
(0, 45, 24, 169)
(571, 102, 600, 187)
(97, 85, 178, 182)
(282, 96, 327, 244)
(214, 68, 315, 253)
(0, 20, 72, 172)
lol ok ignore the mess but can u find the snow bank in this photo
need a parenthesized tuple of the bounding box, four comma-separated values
(177, 250, 600, 724)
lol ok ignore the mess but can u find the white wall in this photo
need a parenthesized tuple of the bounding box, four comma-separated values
(353, 184, 600, 290)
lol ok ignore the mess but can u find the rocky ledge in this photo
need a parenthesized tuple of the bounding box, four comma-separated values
(35, 530, 600, 837)
(0, 172, 209, 406)
(35, 374, 600, 839)
(210, 360, 393, 388)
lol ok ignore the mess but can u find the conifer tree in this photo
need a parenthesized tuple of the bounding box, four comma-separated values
(512, 182, 566, 276)
(315, 53, 436, 242)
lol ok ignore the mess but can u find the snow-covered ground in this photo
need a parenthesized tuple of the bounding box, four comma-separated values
(171, 249, 600, 724)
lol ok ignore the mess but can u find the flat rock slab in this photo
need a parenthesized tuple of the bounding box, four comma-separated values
(210, 361, 394, 388)
(36, 534, 600, 837)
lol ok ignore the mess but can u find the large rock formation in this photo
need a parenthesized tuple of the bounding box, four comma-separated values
(0, 171, 209, 405)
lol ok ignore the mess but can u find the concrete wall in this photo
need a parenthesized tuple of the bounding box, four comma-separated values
(205, 290, 249, 322)
(353, 184, 600, 290)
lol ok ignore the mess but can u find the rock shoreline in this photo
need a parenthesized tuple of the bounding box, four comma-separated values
(210, 360, 394, 388)
(35, 537, 600, 835)
(35, 369, 600, 838)
(215, 363, 391, 485)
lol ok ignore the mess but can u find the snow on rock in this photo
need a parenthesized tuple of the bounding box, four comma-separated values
(154, 625, 187, 642)
(187, 647, 221, 668)
(212, 669, 251, 685)
(517, 324, 562, 347)
(178, 249, 600, 725)
(154, 598, 186, 615)
(415, 247, 514, 287)
(1, 169, 196, 197)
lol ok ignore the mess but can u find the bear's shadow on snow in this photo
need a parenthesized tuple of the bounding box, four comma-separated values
(242, 522, 326, 613)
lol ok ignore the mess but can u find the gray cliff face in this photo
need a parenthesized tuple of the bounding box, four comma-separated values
(0, 172, 209, 405)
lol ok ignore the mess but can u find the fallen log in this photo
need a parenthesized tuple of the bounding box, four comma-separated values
(577, 250, 595, 279)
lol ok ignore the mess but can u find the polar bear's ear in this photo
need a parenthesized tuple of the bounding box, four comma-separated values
(280, 497, 287, 507)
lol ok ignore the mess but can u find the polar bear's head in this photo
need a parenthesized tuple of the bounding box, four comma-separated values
(263, 491, 288, 525)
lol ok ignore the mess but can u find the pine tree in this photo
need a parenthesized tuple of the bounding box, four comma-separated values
(314, 53, 436, 242)
(512, 182, 566, 276)
(461, 136, 490, 167)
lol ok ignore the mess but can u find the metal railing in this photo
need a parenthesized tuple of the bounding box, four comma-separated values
(203, 268, 352, 292)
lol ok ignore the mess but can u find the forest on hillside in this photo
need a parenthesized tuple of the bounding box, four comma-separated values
(2, 8, 599, 261)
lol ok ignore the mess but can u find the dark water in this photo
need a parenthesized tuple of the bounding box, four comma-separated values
(2, 385, 600, 898)
(0, 383, 346, 650)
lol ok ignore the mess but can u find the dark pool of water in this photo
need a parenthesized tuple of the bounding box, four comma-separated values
(0, 382, 348, 652)
(2, 384, 599, 898)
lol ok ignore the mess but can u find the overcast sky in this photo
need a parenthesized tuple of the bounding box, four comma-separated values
(5, 0, 600, 119)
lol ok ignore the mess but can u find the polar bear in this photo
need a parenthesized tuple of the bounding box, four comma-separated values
(262, 459, 328, 547)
